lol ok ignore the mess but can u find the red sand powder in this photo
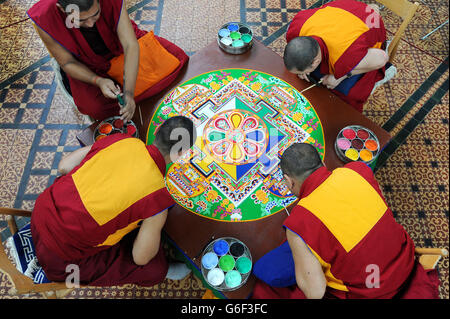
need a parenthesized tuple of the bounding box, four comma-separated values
(113, 119, 124, 129)
(342, 128, 356, 140)
(357, 129, 369, 140)
(127, 124, 136, 136)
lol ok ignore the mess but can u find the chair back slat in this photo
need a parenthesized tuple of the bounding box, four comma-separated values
(375, 0, 420, 62)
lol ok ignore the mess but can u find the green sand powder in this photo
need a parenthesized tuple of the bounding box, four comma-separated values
(225, 270, 242, 288)
(219, 255, 235, 272)
(241, 34, 252, 43)
(230, 31, 241, 40)
(236, 257, 252, 274)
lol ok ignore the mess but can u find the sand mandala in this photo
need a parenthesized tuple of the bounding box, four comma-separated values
(147, 69, 325, 222)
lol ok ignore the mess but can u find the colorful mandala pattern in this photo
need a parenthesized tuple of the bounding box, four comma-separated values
(147, 69, 325, 222)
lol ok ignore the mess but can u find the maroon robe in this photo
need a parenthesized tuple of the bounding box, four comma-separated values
(27, 0, 188, 120)
(286, 0, 387, 112)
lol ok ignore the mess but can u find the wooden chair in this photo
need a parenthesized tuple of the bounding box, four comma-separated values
(0, 208, 73, 298)
(415, 247, 448, 270)
(375, 0, 420, 62)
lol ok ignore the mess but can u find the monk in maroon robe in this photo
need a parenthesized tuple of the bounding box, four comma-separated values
(31, 116, 196, 286)
(28, 0, 188, 121)
(284, 0, 389, 112)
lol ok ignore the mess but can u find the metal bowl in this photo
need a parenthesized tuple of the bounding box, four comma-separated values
(334, 125, 380, 165)
(93, 116, 139, 143)
(217, 22, 253, 55)
(200, 237, 252, 292)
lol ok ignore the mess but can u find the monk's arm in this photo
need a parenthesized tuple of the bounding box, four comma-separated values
(116, 3, 139, 121)
(322, 48, 388, 89)
(286, 229, 327, 299)
(58, 145, 92, 175)
(349, 48, 389, 75)
(34, 26, 119, 99)
(132, 209, 168, 266)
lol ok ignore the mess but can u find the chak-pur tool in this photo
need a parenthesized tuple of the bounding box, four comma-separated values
(300, 78, 324, 94)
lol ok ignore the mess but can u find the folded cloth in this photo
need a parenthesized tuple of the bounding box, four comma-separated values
(6, 224, 50, 284)
(107, 31, 181, 97)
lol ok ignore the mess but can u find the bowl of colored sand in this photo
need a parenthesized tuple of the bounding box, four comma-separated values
(217, 22, 253, 55)
(334, 125, 380, 165)
(200, 237, 252, 292)
(93, 116, 139, 143)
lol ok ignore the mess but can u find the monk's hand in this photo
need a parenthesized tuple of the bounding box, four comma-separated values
(97, 77, 121, 99)
(120, 92, 136, 122)
(297, 72, 310, 82)
(322, 74, 345, 90)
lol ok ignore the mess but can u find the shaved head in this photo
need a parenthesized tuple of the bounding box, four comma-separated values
(280, 143, 323, 180)
(283, 36, 320, 72)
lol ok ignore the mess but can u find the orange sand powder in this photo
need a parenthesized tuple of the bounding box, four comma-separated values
(360, 149, 373, 162)
(365, 139, 378, 151)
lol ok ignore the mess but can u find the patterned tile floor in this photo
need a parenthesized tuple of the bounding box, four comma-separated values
(0, 0, 448, 299)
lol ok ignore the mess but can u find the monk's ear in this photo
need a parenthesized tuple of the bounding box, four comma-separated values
(313, 50, 322, 66)
(283, 174, 294, 189)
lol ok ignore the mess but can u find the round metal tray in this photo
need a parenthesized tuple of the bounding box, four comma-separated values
(334, 125, 380, 165)
(200, 237, 252, 292)
(217, 22, 253, 55)
(93, 116, 139, 143)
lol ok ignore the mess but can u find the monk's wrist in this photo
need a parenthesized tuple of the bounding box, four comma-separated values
(92, 75, 103, 86)
(124, 90, 134, 99)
